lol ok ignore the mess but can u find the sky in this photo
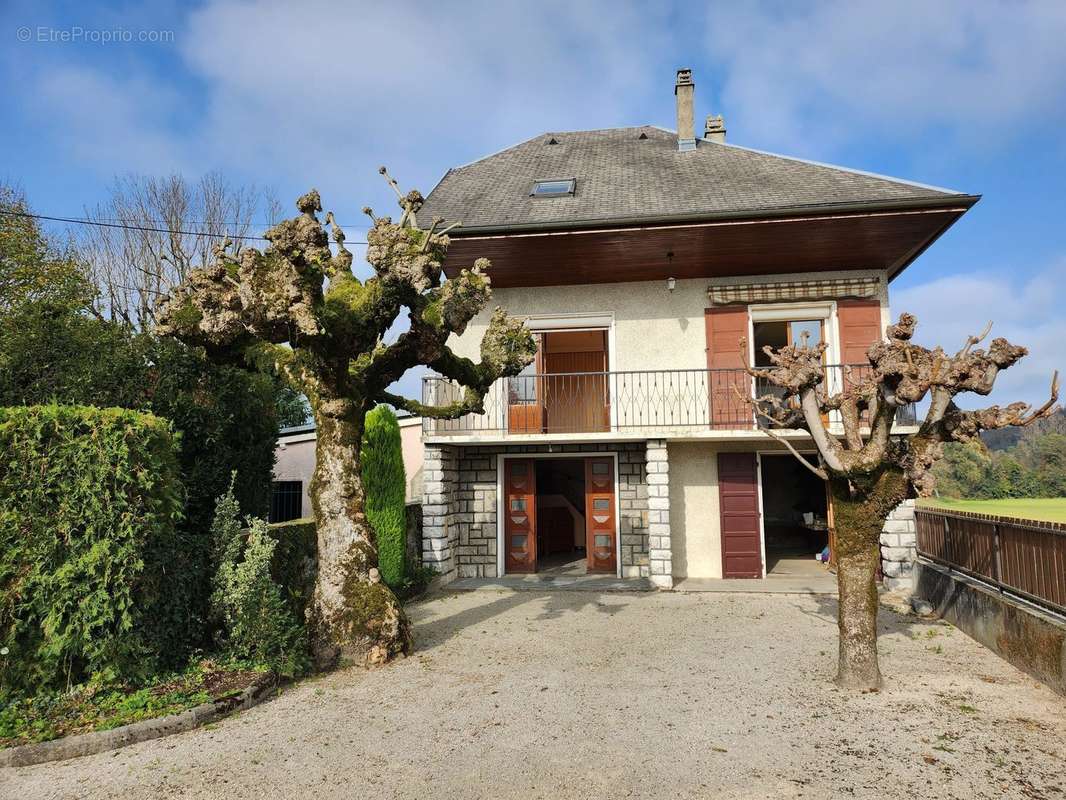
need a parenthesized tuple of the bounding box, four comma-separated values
(2, 0, 1065, 408)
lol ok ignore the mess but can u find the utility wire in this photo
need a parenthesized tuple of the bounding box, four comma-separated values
(0, 209, 370, 245)
(80, 214, 371, 231)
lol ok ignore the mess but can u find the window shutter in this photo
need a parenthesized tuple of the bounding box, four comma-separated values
(704, 306, 752, 430)
(837, 298, 883, 366)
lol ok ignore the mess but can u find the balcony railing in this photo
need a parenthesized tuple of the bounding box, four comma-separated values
(422, 365, 917, 436)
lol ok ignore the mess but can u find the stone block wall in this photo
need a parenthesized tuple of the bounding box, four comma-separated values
(617, 445, 651, 578)
(880, 499, 917, 590)
(421, 442, 652, 583)
(645, 439, 672, 588)
(455, 449, 499, 578)
(422, 445, 460, 582)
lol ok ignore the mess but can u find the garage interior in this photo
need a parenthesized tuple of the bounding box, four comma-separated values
(534, 458, 587, 575)
(760, 453, 831, 577)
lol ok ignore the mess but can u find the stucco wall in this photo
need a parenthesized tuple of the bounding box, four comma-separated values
(273, 436, 316, 518)
(668, 442, 721, 579)
(398, 417, 424, 502)
(449, 277, 711, 371)
(450, 270, 890, 371)
(272, 416, 425, 513)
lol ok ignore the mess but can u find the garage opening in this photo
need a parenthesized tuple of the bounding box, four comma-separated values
(503, 456, 617, 576)
(760, 454, 830, 577)
(535, 459, 587, 575)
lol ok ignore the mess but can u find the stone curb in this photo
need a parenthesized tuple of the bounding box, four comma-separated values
(0, 675, 277, 769)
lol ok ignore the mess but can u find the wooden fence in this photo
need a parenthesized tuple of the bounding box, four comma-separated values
(915, 507, 1066, 615)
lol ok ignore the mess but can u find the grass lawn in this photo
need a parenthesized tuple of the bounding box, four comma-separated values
(918, 497, 1066, 523)
(0, 661, 268, 749)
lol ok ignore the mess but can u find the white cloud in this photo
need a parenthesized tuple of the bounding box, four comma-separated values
(174, 0, 675, 204)
(706, 1, 1066, 154)
(30, 66, 190, 176)
(892, 260, 1066, 409)
(18, 0, 679, 220)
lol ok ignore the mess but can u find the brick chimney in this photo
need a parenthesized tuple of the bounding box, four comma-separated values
(675, 68, 695, 152)
(704, 114, 726, 143)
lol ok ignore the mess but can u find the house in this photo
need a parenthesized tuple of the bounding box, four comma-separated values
(271, 415, 425, 523)
(416, 69, 978, 589)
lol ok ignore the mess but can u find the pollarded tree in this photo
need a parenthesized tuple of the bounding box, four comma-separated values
(745, 313, 1058, 689)
(157, 170, 537, 669)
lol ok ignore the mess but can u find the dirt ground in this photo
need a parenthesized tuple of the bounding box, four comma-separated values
(4, 589, 1064, 800)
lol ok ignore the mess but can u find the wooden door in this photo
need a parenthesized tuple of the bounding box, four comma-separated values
(544, 350, 608, 433)
(504, 459, 537, 573)
(705, 306, 752, 429)
(584, 457, 616, 573)
(543, 330, 609, 433)
(718, 452, 762, 578)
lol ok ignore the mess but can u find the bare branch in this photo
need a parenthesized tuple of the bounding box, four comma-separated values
(955, 320, 993, 358)
(1022, 370, 1061, 425)
(736, 386, 829, 480)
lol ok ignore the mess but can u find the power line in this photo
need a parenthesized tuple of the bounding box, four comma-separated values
(86, 214, 370, 231)
(0, 209, 370, 245)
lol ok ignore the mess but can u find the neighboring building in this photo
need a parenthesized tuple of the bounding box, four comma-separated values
(271, 416, 424, 522)
(416, 69, 977, 589)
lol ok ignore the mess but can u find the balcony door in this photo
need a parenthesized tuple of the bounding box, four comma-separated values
(507, 329, 609, 434)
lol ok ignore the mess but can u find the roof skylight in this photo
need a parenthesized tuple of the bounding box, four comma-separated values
(530, 178, 576, 198)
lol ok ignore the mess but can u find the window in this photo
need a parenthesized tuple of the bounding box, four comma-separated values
(752, 318, 828, 430)
(530, 178, 576, 198)
(270, 481, 302, 523)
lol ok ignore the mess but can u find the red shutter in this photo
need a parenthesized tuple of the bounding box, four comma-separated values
(718, 452, 762, 578)
(837, 298, 882, 366)
(705, 306, 751, 429)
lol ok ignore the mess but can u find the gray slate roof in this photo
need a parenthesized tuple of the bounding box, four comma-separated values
(418, 126, 964, 232)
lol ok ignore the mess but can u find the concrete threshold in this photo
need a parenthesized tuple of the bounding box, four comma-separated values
(449, 575, 655, 593)
(675, 576, 837, 594)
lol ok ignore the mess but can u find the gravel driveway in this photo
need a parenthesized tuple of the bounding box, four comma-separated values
(4, 589, 1064, 799)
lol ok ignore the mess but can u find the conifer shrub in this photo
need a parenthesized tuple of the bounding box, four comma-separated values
(361, 406, 407, 588)
(0, 405, 184, 695)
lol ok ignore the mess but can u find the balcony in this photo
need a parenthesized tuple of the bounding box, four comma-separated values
(422, 365, 917, 438)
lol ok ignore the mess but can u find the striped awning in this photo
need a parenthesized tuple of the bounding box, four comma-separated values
(708, 276, 880, 306)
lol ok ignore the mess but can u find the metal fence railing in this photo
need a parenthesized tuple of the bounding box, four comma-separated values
(422, 364, 917, 436)
(915, 508, 1066, 616)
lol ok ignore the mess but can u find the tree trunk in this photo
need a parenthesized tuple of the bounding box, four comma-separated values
(828, 471, 908, 690)
(308, 406, 411, 670)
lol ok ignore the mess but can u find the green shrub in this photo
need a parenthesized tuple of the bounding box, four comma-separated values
(0, 405, 184, 695)
(209, 484, 309, 678)
(362, 406, 407, 588)
(266, 518, 317, 622)
(0, 305, 281, 657)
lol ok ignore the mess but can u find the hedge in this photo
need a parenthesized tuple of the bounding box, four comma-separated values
(362, 406, 407, 588)
(265, 518, 317, 623)
(0, 307, 281, 656)
(0, 405, 184, 695)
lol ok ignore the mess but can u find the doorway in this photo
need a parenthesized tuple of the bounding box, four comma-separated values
(506, 330, 610, 434)
(501, 455, 618, 576)
(534, 459, 587, 575)
(759, 454, 830, 577)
